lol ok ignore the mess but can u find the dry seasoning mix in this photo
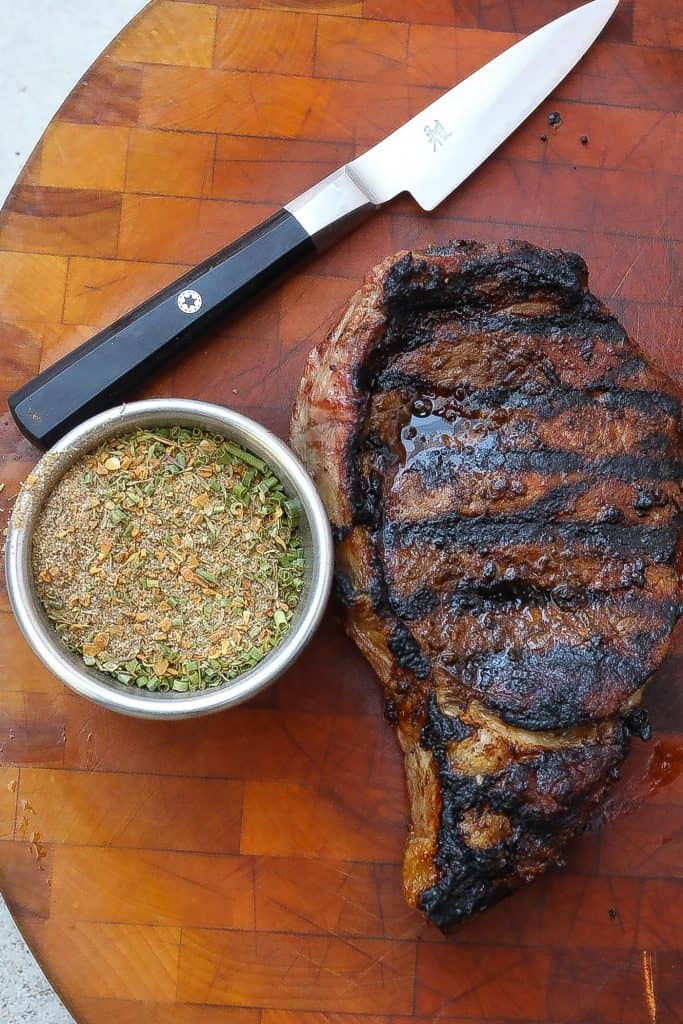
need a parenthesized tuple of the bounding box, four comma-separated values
(32, 427, 305, 693)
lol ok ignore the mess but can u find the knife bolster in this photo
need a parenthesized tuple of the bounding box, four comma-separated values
(285, 167, 375, 250)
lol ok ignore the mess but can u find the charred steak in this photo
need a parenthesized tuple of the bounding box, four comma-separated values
(291, 240, 683, 929)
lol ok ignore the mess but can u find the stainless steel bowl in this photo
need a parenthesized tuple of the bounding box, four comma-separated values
(5, 399, 333, 719)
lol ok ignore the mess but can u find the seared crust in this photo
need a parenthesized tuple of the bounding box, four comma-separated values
(290, 239, 683, 928)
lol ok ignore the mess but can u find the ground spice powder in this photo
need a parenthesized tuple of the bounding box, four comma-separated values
(32, 427, 305, 693)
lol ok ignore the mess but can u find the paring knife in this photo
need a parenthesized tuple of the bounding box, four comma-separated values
(9, 0, 619, 448)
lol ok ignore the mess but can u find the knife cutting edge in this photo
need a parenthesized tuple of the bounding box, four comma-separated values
(9, 0, 619, 448)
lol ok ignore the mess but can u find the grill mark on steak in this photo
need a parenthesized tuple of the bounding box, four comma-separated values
(383, 512, 679, 563)
(379, 307, 631, 355)
(374, 377, 681, 423)
(391, 580, 666, 618)
(396, 445, 681, 486)
(290, 239, 683, 930)
(408, 584, 679, 729)
(443, 638, 670, 730)
(392, 586, 682, 652)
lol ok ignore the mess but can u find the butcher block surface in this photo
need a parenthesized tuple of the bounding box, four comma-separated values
(0, 1, 681, 1022)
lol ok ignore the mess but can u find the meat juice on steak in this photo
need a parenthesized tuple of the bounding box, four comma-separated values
(291, 240, 683, 928)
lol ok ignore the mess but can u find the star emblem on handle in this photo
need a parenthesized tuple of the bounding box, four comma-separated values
(177, 289, 203, 315)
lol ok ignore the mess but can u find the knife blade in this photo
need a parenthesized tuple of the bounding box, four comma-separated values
(9, 0, 618, 448)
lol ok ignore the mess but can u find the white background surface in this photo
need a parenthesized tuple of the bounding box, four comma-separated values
(0, 0, 146, 205)
(0, 900, 74, 1023)
(1, 4, 147, 1018)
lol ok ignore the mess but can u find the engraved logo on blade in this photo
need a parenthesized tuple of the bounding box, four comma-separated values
(177, 289, 202, 315)
(424, 120, 452, 152)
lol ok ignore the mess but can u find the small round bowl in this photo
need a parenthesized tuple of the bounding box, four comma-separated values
(5, 399, 333, 719)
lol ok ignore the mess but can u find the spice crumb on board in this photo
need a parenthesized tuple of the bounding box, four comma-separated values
(32, 427, 305, 693)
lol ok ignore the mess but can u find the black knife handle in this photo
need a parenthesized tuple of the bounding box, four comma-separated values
(8, 209, 315, 448)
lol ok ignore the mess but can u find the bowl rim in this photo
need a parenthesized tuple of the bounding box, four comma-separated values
(5, 399, 333, 719)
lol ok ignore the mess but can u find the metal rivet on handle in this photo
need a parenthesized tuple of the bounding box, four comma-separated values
(177, 289, 202, 315)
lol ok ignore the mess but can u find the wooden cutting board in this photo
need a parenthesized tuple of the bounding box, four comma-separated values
(0, 2, 681, 1022)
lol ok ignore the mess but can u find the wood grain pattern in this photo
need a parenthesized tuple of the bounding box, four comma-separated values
(125, 128, 216, 196)
(112, 1, 219, 67)
(0, 1, 681, 1022)
(39, 123, 130, 191)
(177, 928, 416, 1012)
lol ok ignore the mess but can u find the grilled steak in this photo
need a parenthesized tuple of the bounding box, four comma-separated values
(290, 239, 683, 929)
